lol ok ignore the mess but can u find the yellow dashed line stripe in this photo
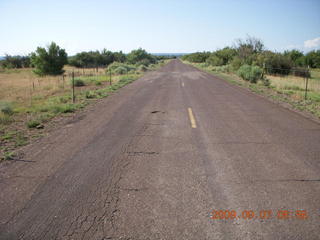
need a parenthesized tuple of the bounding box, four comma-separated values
(188, 108, 197, 128)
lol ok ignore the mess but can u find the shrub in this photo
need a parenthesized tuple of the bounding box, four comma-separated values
(261, 77, 271, 87)
(259, 51, 292, 75)
(114, 66, 127, 75)
(138, 65, 148, 72)
(0, 102, 13, 115)
(292, 67, 311, 78)
(211, 65, 231, 73)
(206, 55, 224, 66)
(72, 78, 85, 87)
(107, 62, 136, 73)
(237, 65, 262, 83)
(230, 56, 242, 70)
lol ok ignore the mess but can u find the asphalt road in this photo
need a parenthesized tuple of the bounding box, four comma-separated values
(0, 60, 319, 239)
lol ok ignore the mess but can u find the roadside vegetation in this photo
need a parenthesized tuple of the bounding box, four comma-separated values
(182, 36, 320, 119)
(0, 43, 170, 160)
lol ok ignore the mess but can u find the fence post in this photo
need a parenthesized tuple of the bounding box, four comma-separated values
(109, 69, 112, 85)
(304, 65, 309, 100)
(72, 71, 75, 103)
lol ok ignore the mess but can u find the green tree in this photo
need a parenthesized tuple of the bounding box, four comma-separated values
(235, 35, 264, 65)
(31, 42, 67, 76)
(284, 49, 305, 66)
(181, 52, 210, 63)
(113, 51, 126, 63)
(215, 47, 237, 65)
(127, 48, 155, 65)
(305, 50, 320, 68)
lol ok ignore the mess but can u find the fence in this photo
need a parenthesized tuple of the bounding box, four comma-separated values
(263, 66, 320, 100)
(0, 67, 114, 108)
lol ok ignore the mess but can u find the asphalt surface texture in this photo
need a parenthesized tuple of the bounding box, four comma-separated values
(0, 59, 319, 240)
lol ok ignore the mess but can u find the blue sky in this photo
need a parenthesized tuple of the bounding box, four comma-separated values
(0, 0, 319, 55)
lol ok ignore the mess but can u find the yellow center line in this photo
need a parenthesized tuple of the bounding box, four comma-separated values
(188, 107, 197, 128)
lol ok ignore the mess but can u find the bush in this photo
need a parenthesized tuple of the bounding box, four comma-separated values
(292, 67, 311, 78)
(206, 55, 224, 66)
(0, 102, 13, 115)
(237, 65, 262, 83)
(138, 65, 148, 72)
(230, 56, 242, 70)
(114, 66, 127, 75)
(72, 78, 85, 87)
(261, 77, 271, 87)
(107, 62, 136, 73)
(258, 51, 292, 75)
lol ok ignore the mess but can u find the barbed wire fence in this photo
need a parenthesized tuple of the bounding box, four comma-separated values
(263, 65, 319, 100)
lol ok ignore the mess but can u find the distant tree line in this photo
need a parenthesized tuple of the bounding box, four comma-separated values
(0, 43, 170, 76)
(181, 36, 320, 77)
(0, 55, 31, 68)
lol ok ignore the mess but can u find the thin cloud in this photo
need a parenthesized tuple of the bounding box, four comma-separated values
(304, 37, 320, 48)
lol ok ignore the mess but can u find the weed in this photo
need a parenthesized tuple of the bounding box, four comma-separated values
(27, 120, 41, 128)
(52, 104, 77, 114)
(15, 133, 28, 147)
(85, 91, 97, 99)
(3, 151, 15, 160)
(0, 114, 14, 125)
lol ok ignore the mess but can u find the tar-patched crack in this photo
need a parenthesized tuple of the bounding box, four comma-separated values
(150, 110, 166, 114)
(127, 151, 159, 156)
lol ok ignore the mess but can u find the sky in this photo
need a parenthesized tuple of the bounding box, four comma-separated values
(0, 0, 319, 55)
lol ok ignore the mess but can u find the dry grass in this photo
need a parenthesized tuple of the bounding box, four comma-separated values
(267, 74, 320, 93)
(0, 66, 108, 109)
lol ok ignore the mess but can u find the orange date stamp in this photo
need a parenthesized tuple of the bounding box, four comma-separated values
(210, 209, 308, 220)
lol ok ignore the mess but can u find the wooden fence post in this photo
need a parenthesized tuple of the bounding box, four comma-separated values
(72, 71, 75, 103)
(109, 69, 112, 85)
(304, 65, 310, 100)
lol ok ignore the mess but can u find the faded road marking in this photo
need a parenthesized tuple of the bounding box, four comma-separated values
(188, 108, 197, 128)
(182, 82, 185, 87)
